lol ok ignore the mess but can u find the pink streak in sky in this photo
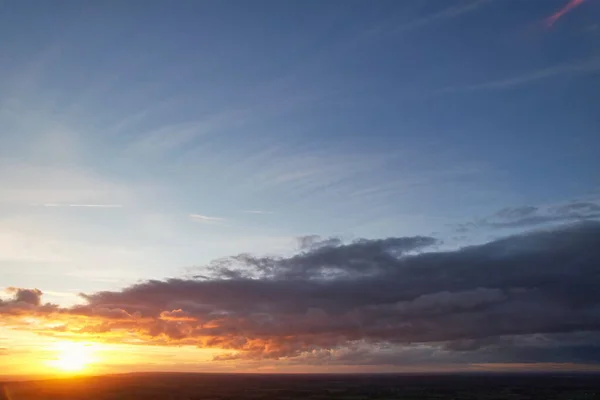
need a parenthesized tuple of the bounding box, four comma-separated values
(546, 0, 586, 28)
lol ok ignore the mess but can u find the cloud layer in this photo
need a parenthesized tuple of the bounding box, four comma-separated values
(2, 221, 600, 366)
(457, 200, 600, 232)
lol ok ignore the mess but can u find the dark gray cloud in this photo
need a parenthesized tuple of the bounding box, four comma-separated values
(286, 331, 600, 367)
(297, 235, 343, 251)
(67, 221, 600, 362)
(290, 340, 600, 367)
(3, 221, 600, 366)
(0, 288, 57, 315)
(8, 287, 42, 306)
(208, 236, 438, 280)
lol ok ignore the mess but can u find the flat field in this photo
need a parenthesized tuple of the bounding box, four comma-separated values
(1, 373, 599, 400)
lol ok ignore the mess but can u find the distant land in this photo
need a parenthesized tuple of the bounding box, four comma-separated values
(2, 372, 600, 400)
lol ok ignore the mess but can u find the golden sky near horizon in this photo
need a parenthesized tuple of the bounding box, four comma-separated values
(3, 321, 600, 377)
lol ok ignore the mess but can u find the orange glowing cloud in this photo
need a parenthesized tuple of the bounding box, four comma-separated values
(546, 0, 586, 27)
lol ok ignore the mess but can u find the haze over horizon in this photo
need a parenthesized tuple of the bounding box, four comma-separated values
(1, 0, 599, 376)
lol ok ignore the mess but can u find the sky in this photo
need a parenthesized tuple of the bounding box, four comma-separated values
(0, 0, 599, 376)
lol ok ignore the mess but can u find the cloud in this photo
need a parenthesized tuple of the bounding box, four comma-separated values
(2, 221, 599, 366)
(207, 235, 438, 280)
(41, 203, 124, 208)
(68, 204, 123, 208)
(0, 287, 57, 315)
(546, 0, 587, 28)
(391, 0, 493, 34)
(458, 200, 600, 231)
(189, 214, 225, 223)
(289, 333, 600, 366)
(5, 287, 43, 306)
(0, 163, 136, 206)
(297, 235, 343, 251)
(442, 57, 600, 92)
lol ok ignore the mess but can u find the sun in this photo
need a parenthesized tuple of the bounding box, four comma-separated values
(47, 342, 96, 373)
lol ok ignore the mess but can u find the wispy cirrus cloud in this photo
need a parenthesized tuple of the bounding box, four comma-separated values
(0, 162, 140, 207)
(40, 203, 124, 208)
(455, 198, 600, 233)
(546, 0, 587, 28)
(392, 0, 494, 34)
(189, 214, 225, 223)
(442, 57, 600, 93)
(363, 0, 494, 39)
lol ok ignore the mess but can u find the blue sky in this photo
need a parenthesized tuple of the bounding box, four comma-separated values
(1, 0, 599, 305)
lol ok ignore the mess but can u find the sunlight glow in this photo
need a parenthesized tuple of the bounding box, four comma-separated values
(47, 342, 97, 372)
